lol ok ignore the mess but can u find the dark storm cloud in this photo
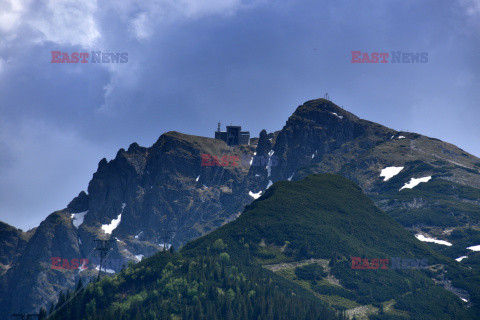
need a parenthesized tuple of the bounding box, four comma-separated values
(0, 0, 479, 229)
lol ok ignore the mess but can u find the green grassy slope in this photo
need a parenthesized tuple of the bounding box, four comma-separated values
(48, 174, 477, 320)
(183, 174, 476, 319)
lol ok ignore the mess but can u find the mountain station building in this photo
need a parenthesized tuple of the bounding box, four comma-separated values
(215, 123, 250, 146)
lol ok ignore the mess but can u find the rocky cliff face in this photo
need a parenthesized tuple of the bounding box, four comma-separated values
(0, 222, 32, 311)
(0, 222, 31, 273)
(1, 98, 480, 315)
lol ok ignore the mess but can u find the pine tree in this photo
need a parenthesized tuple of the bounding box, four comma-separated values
(49, 302, 54, 315)
(76, 277, 84, 291)
(39, 307, 47, 320)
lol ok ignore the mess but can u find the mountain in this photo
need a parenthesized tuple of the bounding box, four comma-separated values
(0, 222, 34, 307)
(48, 174, 477, 319)
(0, 222, 33, 275)
(1, 98, 480, 315)
(271, 100, 480, 228)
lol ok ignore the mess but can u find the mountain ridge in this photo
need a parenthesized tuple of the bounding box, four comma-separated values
(1, 98, 480, 315)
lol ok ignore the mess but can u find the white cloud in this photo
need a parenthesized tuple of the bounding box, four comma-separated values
(129, 12, 152, 40)
(0, 57, 5, 74)
(459, 0, 480, 16)
(28, 0, 100, 47)
(0, 0, 31, 33)
(458, 0, 480, 32)
(122, 0, 245, 40)
(0, 0, 256, 111)
(180, 0, 242, 18)
(96, 60, 142, 114)
(0, 0, 249, 46)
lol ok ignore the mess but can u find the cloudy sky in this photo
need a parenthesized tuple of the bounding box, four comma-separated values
(0, 0, 479, 230)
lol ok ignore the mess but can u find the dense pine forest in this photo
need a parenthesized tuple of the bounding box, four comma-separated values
(47, 251, 344, 320)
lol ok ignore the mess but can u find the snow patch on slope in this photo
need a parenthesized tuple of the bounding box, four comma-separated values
(160, 243, 172, 250)
(266, 180, 273, 189)
(380, 166, 404, 181)
(77, 260, 88, 274)
(415, 234, 452, 246)
(101, 203, 125, 234)
(71, 211, 88, 229)
(266, 150, 274, 177)
(95, 265, 115, 274)
(331, 112, 343, 119)
(400, 176, 431, 191)
(249, 191, 262, 199)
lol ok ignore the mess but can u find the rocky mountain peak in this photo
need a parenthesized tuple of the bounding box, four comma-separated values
(289, 98, 358, 124)
(67, 191, 89, 213)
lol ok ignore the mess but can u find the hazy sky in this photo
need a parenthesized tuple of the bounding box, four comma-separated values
(1, 0, 479, 230)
